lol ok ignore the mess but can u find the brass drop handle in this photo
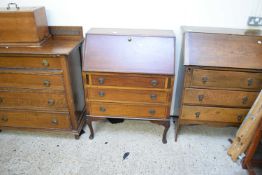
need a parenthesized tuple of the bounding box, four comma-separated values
(151, 80, 158, 87)
(0, 97, 3, 104)
(148, 109, 156, 115)
(198, 95, 204, 102)
(247, 78, 253, 87)
(98, 78, 105, 85)
(42, 59, 49, 67)
(237, 115, 243, 122)
(99, 106, 106, 112)
(43, 80, 51, 87)
(1, 115, 8, 122)
(195, 112, 200, 118)
(202, 77, 208, 84)
(48, 99, 55, 106)
(242, 96, 248, 104)
(51, 118, 58, 125)
(6, 3, 20, 10)
(150, 94, 157, 100)
(99, 91, 105, 97)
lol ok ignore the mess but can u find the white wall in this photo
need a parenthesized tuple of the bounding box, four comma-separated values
(0, 0, 260, 115)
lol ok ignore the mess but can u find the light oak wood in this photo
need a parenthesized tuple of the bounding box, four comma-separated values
(181, 105, 248, 123)
(89, 101, 168, 119)
(183, 88, 259, 108)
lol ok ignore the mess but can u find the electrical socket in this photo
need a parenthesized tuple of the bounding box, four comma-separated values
(247, 16, 262, 26)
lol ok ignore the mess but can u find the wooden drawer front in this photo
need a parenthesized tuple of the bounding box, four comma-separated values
(89, 102, 168, 119)
(0, 111, 71, 129)
(0, 91, 67, 110)
(0, 57, 62, 69)
(87, 87, 169, 103)
(190, 69, 262, 90)
(0, 73, 64, 90)
(90, 74, 167, 89)
(183, 88, 259, 107)
(181, 106, 249, 123)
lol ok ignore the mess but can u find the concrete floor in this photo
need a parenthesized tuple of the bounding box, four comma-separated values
(0, 120, 249, 175)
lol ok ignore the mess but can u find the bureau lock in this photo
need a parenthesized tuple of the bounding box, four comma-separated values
(99, 106, 106, 112)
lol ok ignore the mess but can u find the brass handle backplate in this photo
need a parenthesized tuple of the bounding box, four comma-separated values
(151, 80, 158, 87)
(148, 109, 156, 115)
(195, 112, 200, 118)
(51, 118, 58, 125)
(99, 106, 106, 112)
(247, 78, 253, 87)
(198, 95, 204, 102)
(43, 80, 51, 87)
(202, 77, 208, 84)
(99, 91, 105, 97)
(48, 99, 55, 106)
(242, 96, 248, 104)
(98, 78, 105, 85)
(1, 115, 8, 122)
(42, 59, 49, 67)
(150, 94, 157, 100)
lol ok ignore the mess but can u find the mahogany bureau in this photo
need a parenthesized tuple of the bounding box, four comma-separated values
(176, 26, 262, 141)
(0, 26, 86, 139)
(83, 28, 175, 143)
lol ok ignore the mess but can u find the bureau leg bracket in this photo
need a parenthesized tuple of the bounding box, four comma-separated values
(150, 120, 170, 144)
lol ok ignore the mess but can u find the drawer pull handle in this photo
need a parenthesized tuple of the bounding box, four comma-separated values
(195, 112, 200, 118)
(48, 99, 55, 106)
(99, 106, 106, 112)
(148, 109, 156, 115)
(150, 94, 157, 100)
(258, 40, 262, 45)
(42, 59, 49, 67)
(99, 91, 105, 97)
(43, 80, 51, 87)
(6, 3, 20, 10)
(198, 95, 204, 102)
(247, 78, 253, 87)
(237, 115, 243, 122)
(1, 115, 8, 122)
(0, 97, 3, 104)
(242, 96, 248, 104)
(98, 78, 105, 85)
(51, 118, 58, 125)
(151, 80, 158, 87)
(202, 77, 208, 84)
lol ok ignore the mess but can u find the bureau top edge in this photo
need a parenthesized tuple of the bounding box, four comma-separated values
(87, 28, 175, 38)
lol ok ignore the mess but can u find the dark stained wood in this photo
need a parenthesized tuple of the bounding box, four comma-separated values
(184, 30, 262, 70)
(0, 6, 49, 45)
(83, 28, 175, 75)
(176, 27, 262, 141)
(0, 26, 85, 138)
(83, 28, 175, 143)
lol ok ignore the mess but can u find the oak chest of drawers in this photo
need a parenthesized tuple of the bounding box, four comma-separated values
(83, 28, 175, 143)
(176, 26, 262, 140)
(0, 26, 86, 139)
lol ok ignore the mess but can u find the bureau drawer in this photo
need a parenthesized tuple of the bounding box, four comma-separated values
(0, 56, 62, 69)
(89, 102, 168, 119)
(90, 73, 167, 89)
(0, 73, 64, 91)
(0, 91, 67, 110)
(190, 69, 262, 90)
(0, 111, 71, 129)
(183, 88, 259, 107)
(86, 87, 170, 103)
(181, 105, 249, 123)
